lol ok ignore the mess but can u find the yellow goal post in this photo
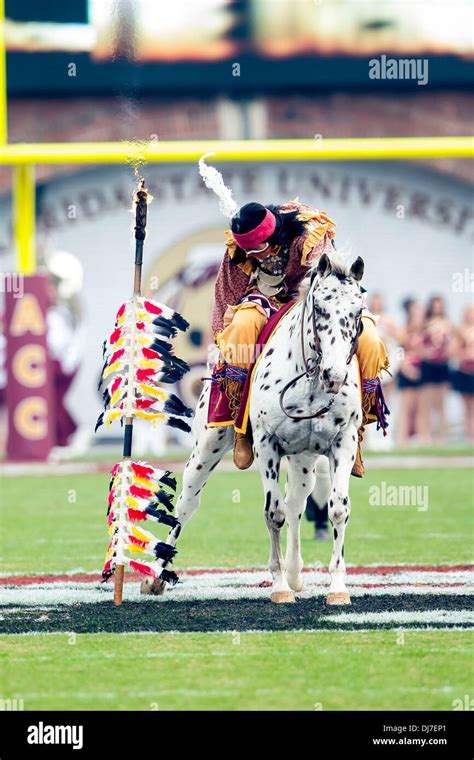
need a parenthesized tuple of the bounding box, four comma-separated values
(0, 136, 472, 274)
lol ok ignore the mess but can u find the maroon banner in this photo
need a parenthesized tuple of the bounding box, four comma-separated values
(5, 274, 54, 461)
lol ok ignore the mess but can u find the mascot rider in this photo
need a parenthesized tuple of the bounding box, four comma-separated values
(199, 155, 390, 476)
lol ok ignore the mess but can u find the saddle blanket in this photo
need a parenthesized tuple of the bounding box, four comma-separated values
(207, 300, 298, 433)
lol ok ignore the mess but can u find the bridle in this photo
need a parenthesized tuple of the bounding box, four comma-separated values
(279, 278, 362, 421)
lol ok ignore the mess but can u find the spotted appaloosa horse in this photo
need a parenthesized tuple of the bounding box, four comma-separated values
(143, 252, 365, 604)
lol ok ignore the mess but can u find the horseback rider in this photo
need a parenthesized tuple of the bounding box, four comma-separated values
(199, 157, 390, 475)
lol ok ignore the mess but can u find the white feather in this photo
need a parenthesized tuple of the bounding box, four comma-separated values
(198, 153, 239, 219)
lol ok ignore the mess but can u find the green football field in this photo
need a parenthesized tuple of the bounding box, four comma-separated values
(2, 630, 472, 711)
(1, 462, 473, 710)
(1, 467, 473, 572)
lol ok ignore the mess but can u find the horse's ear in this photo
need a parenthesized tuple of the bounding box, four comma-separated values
(350, 256, 364, 282)
(316, 253, 331, 279)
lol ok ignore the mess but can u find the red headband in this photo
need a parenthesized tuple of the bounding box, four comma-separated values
(232, 208, 276, 251)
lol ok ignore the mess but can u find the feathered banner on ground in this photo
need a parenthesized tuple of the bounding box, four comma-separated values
(103, 460, 181, 586)
(96, 178, 192, 605)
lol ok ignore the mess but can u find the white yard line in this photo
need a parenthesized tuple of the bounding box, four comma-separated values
(1, 566, 473, 607)
(321, 610, 474, 625)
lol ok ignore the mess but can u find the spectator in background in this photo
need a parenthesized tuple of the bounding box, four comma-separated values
(46, 251, 87, 456)
(419, 295, 455, 446)
(397, 298, 424, 447)
(452, 303, 474, 442)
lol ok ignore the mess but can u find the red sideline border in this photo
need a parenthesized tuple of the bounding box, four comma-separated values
(1, 564, 472, 586)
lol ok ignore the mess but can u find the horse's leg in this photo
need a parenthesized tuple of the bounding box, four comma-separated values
(174, 424, 232, 527)
(141, 385, 233, 595)
(325, 425, 358, 605)
(253, 431, 293, 603)
(284, 454, 317, 592)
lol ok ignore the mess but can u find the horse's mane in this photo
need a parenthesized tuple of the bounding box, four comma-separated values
(324, 248, 352, 278)
(299, 246, 353, 299)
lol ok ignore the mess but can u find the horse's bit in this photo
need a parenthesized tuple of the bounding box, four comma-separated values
(279, 282, 362, 421)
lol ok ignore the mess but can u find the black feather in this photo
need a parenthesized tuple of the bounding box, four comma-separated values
(101, 567, 115, 582)
(94, 413, 104, 433)
(171, 312, 189, 332)
(97, 359, 108, 390)
(145, 508, 179, 528)
(159, 473, 177, 491)
(150, 337, 172, 354)
(149, 487, 175, 511)
(160, 357, 190, 384)
(152, 316, 177, 338)
(161, 569, 179, 586)
(164, 394, 193, 418)
(153, 542, 177, 562)
(166, 416, 191, 433)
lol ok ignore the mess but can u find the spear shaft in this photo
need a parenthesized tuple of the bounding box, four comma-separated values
(114, 177, 149, 606)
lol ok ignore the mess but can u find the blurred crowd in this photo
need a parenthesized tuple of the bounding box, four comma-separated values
(368, 294, 474, 447)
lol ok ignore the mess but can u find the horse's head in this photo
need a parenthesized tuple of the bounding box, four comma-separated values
(309, 252, 364, 394)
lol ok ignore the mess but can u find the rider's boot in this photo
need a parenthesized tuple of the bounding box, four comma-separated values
(223, 376, 255, 470)
(351, 424, 365, 478)
(234, 430, 254, 470)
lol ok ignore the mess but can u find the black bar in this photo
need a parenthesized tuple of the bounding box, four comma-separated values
(122, 423, 133, 457)
(0, 711, 471, 757)
(134, 239, 144, 267)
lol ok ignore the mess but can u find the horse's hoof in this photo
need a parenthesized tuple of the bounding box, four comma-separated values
(287, 577, 304, 593)
(271, 590, 295, 604)
(140, 578, 166, 596)
(326, 591, 351, 605)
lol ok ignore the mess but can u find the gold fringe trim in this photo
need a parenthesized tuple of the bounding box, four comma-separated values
(222, 378, 244, 421)
(362, 390, 377, 426)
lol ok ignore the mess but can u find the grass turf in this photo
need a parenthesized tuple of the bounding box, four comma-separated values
(1, 467, 472, 574)
(33, 443, 474, 463)
(1, 464, 472, 711)
(1, 630, 472, 711)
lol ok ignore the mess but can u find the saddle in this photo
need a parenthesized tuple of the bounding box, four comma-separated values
(207, 301, 297, 433)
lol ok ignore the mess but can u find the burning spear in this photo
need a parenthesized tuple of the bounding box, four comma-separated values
(96, 177, 192, 606)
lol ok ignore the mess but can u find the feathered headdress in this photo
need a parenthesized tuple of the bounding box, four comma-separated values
(198, 152, 239, 219)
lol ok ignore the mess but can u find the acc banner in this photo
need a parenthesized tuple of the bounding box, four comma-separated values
(5, 274, 54, 460)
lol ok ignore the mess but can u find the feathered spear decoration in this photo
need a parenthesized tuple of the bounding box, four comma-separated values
(103, 460, 180, 586)
(95, 296, 192, 432)
(96, 178, 192, 605)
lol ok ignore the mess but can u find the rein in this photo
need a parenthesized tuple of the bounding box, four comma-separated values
(279, 280, 362, 421)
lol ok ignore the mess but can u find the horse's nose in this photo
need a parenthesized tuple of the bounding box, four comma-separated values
(321, 367, 345, 394)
